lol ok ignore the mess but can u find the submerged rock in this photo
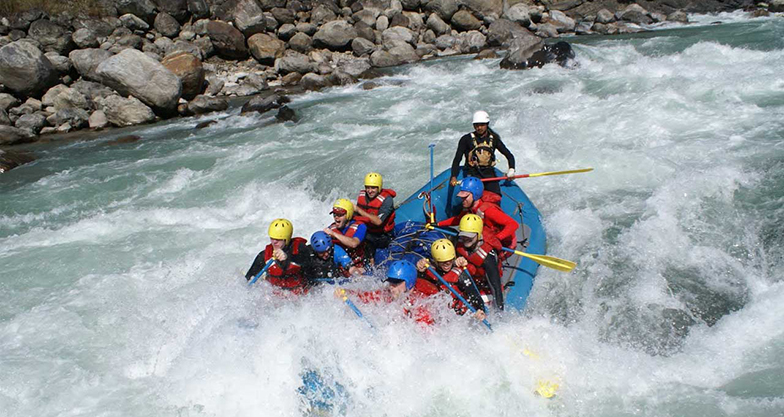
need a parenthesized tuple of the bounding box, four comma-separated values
(0, 148, 35, 172)
(500, 40, 575, 70)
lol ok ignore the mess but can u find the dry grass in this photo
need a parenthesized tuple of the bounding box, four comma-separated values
(0, 0, 110, 18)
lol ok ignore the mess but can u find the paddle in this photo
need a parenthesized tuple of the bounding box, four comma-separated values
(337, 289, 375, 329)
(426, 225, 576, 272)
(480, 168, 593, 182)
(500, 247, 576, 272)
(247, 259, 275, 286)
(428, 143, 436, 223)
(426, 265, 493, 331)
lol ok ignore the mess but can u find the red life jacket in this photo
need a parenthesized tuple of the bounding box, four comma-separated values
(456, 234, 501, 282)
(328, 220, 366, 267)
(263, 237, 308, 290)
(471, 193, 518, 251)
(355, 188, 397, 234)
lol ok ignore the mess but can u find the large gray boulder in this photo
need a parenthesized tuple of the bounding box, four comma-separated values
(382, 26, 416, 48)
(0, 41, 59, 97)
(161, 51, 204, 100)
(370, 49, 401, 67)
(120, 13, 150, 31)
(0, 93, 20, 111)
(69, 48, 114, 81)
(486, 18, 534, 47)
(41, 85, 89, 111)
(548, 10, 576, 32)
(387, 43, 419, 64)
(289, 33, 313, 53)
(187, 95, 228, 114)
(14, 113, 47, 134)
(154, 13, 182, 38)
(154, 0, 189, 22)
(451, 10, 482, 31)
(499, 35, 544, 69)
(425, 0, 458, 21)
(44, 52, 72, 74)
(0, 109, 9, 125)
(596, 9, 614, 24)
(206, 21, 249, 60)
(0, 125, 35, 146)
(116, 0, 158, 23)
(426, 13, 450, 35)
(770, 0, 784, 12)
(233, 0, 268, 36)
(247, 33, 285, 65)
(313, 20, 358, 51)
(95, 48, 182, 115)
(188, 0, 210, 19)
(28, 19, 74, 55)
(95, 94, 156, 126)
(49, 108, 90, 129)
(72, 28, 100, 49)
(458, 30, 487, 53)
(274, 50, 316, 75)
(333, 55, 372, 77)
(352, 37, 376, 56)
(504, 3, 533, 26)
(460, 0, 503, 19)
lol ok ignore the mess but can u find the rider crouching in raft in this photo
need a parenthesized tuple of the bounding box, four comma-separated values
(303, 231, 365, 285)
(324, 198, 369, 269)
(353, 172, 396, 264)
(455, 214, 506, 310)
(450, 110, 516, 197)
(415, 239, 487, 320)
(245, 218, 309, 293)
(438, 176, 519, 259)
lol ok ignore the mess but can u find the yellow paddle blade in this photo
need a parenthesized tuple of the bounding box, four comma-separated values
(522, 348, 541, 360)
(535, 380, 560, 399)
(528, 168, 593, 178)
(513, 250, 577, 272)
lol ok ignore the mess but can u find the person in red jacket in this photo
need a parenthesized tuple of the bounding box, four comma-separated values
(454, 214, 506, 310)
(438, 176, 519, 257)
(346, 260, 436, 325)
(415, 239, 487, 318)
(324, 198, 368, 268)
(245, 218, 309, 293)
(353, 172, 396, 261)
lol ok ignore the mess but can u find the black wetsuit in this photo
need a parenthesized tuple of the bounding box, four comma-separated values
(450, 128, 516, 195)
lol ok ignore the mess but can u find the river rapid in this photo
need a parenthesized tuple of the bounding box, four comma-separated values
(1, 12, 783, 417)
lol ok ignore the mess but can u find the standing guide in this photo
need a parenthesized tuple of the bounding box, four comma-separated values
(450, 111, 516, 196)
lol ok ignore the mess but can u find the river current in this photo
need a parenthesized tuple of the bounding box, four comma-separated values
(1, 11, 783, 417)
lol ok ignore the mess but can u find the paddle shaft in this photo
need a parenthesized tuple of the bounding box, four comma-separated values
(427, 266, 492, 331)
(480, 168, 593, 182)
(248, 259, 275, 286)
(340, 290, 375, 329)
(429, 225, 576, 272)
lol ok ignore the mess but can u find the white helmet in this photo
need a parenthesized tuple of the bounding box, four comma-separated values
(472, 110, 490, 124)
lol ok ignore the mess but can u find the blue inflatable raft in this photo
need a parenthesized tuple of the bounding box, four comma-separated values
(383, 167, 546, 311)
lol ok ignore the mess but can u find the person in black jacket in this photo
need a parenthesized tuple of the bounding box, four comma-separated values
(450, 110, 516, 196)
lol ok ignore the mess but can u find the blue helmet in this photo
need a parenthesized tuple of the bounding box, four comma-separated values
(460, 176, 484, 201)
(310, 231, 333, 253)
(386, 260, 417, 290)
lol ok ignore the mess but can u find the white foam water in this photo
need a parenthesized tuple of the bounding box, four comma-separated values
(1, 17, 784, 417)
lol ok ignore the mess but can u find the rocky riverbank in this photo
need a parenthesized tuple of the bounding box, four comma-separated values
(0, 0, 778, 173)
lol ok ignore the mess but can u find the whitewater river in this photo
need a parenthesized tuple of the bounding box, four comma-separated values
(2, 12, 783, 417)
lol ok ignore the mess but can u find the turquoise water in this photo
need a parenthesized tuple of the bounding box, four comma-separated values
(2, 13, 784, 416)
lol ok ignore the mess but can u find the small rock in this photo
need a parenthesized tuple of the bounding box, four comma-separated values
(276, 105, 298, 122)
(188, 95, 229, 114)
(89, 109, 109, 129)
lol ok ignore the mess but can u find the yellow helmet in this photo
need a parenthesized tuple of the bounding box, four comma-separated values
(364, 172, 383, 188)
(458, 213, 483, 236)
(331, 198, 354, 220)
(431, 239, 456, 262)
(268, 218, 293, 244)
